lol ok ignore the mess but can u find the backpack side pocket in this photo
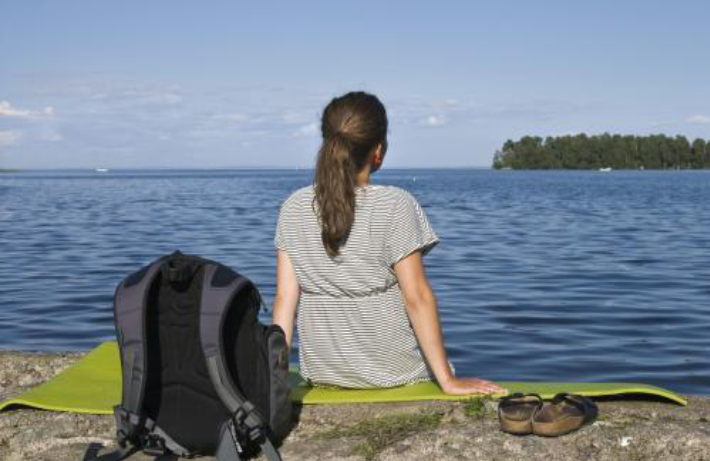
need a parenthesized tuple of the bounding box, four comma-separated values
(264, 324, 293, 441)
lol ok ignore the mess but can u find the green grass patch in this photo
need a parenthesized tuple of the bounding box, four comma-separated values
(318, 412, 443, 461)
(462, 396, 492, 419)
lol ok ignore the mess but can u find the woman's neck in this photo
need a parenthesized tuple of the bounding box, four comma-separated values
(355, 164, 372, 187)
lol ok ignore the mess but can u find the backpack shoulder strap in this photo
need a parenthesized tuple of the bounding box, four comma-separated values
(85, 258, 167, 461)
(199, 263, 282, 461)
(113, 259, 164, 441)
(199, 263, 251, 410)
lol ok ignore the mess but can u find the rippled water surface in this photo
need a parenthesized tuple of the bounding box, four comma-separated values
(1, 169, 708, 395)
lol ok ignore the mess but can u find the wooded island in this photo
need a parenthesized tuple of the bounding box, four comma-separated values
(493, 134, 710, 170)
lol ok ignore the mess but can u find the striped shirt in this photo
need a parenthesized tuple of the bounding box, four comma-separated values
(274, 184, 440, 388)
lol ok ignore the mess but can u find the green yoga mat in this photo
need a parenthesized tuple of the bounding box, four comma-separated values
(0, 342, 686, 414)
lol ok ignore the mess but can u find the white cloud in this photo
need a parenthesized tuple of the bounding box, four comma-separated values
(0, 100, 54, 119)
(293, 122, 319, 137)
(212, 113, 251, 123)
(0, 130, 22, 148)
(423, 114, 446, 127)
(41, 130, 63, 142)
(0, 101, 30, 117)
(119, 87, 183, 106)
(188, 128, 232, 139)
(686, 114, 710, 124)
(160, 93, 183, 105)
(282, 111, 314, 125)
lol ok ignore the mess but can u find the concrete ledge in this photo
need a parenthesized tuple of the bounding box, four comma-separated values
(1, 350, 708, 461)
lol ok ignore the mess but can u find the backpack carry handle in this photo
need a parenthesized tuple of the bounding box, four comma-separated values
(162, 251, 198, 284)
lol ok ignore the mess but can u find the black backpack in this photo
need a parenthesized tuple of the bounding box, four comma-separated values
(84, 251, 292, 461)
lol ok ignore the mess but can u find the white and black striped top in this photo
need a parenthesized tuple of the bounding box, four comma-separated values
(274, 184, 440, 388)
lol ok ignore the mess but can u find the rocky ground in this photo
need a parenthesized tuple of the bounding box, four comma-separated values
(1, 350, 709, 461)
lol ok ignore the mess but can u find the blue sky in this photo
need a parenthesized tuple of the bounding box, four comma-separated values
(1, 1, 709, 169)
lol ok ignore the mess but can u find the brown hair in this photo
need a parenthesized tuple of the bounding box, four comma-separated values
(313, 91, 388, 257)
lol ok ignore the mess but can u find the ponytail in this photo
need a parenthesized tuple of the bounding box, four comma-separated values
(314, 133, 357, 257)
(313, 91, 388, 258)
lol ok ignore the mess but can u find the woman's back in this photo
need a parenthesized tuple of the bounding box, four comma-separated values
(275, 183, 439, 387)
(272, 90, 502, 396)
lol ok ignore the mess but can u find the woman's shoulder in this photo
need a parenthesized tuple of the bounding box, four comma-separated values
(279, 185, 314, 210)
(280, 184, 418, 209)
(369, 185, 420, 206)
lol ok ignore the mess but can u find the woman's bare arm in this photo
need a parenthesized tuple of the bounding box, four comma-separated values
(272, 249, 300, 349)
(394, 251, 504, 395)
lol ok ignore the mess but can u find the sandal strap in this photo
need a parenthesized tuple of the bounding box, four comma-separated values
(550, 393, 593, 413)
(499, 393, 544, 408)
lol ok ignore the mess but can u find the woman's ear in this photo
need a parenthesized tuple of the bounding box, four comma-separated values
(370, 144, 385, 173)
(372, 143, 385, 171)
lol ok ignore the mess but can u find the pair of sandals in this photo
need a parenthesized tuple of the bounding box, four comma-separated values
(498, 393, 598, 437)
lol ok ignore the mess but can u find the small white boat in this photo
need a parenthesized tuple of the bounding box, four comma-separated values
(599, 167, 612, 172)
(95, 168, 109, 173)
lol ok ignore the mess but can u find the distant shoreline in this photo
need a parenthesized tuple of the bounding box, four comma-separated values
(493, 134, 710, 170)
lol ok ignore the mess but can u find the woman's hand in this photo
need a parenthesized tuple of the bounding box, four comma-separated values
(438, 376, 505, 396)
(273, 249, 300, 349)
(394, 252, 506, 397)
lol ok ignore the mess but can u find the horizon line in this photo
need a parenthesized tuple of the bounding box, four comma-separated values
(3, 165, 494, 171)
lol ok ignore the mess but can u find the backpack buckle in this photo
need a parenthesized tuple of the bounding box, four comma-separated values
(233, 407, 249, 425)
(247, 426, 264, 443)
(224, 417, 245, 455)
(114, 406, 146, 445)
(233, 406, 265, 444)
(142, 434, 167, 457)
(116, 429, 128, 448)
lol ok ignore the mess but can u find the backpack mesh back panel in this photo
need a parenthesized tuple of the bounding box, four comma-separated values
(143, 262, 229, 454)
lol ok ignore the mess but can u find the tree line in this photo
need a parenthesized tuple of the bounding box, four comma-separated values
(492, 134, 710, 170)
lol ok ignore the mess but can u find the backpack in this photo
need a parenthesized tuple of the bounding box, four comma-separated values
(84, 251, 292, 461)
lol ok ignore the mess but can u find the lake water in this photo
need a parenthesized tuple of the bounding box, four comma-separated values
(1, 169, 708, 395)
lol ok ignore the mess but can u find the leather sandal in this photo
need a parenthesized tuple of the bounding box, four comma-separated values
(498, 393, 544, 435)
(531, 393, 598, 437)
